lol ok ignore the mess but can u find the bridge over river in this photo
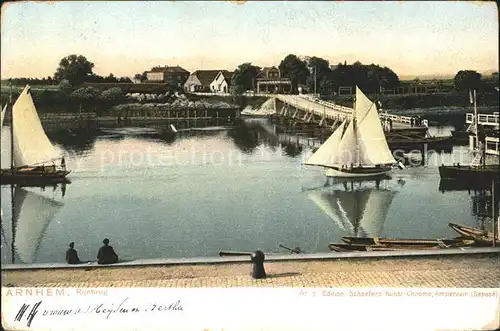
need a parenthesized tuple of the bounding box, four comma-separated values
(193, 92, 428, 134)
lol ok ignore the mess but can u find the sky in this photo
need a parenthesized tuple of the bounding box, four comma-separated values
(1, 1, 498, 79)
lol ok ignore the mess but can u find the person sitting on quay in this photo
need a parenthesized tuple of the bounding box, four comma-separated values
(97, 238, 119, 264)
(66, 242, 80, 264)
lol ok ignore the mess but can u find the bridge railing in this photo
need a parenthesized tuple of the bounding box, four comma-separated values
(279, 96, 352, 122)
(379, 113, 412, 124)
(466, 113, 499, 126)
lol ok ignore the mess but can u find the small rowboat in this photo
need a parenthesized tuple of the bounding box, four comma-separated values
(328, 239, 475, 252)
(341, 237, 472, 247)
(448, 223, 497, 245)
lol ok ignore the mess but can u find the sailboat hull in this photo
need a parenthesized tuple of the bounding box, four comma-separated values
(0, 168, 71, 185)
(325, 166, 392, 178)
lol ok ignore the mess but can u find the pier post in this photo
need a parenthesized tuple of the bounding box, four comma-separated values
(251, 251, 266, 279)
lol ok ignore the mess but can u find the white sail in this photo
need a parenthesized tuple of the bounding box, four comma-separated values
(304, 121, 346, 167)
(334, 119, 358, 166)
(1, 126, 11, 169)
(12, 85, 60, 167)
(358, 189, 397, 237)
(305, 86, 395, 169)
(0, 103, 6, 127)
(13, 187, 64, 264)
(355, 86, 396, 165)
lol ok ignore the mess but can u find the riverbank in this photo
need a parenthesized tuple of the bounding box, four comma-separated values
(2, 84, 498, 114)
(2, 250, 499, 288)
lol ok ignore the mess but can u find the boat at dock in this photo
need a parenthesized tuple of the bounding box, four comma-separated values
(1, 85, 70, 185)
(386, 133, 454, 152)
(439, 91, 499, 182)
(304, 86, 402, 178)
(328, 239, 475, 252)
(341, 236, 473, 247)
(448, 222, 497, 245)
(438, 164, 500, 182)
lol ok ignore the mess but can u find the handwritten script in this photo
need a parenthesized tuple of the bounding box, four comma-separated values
(13, 298, 184, 328)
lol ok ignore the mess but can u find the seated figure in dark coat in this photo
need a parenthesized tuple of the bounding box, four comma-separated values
(97, 238, 119, 264)
(66, 242, 80, 264)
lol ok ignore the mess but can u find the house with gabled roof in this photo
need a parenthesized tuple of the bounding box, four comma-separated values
(146, 65, 190, 87)
(184, 70, 223, 92)
(256, 66, 292, 94)
(209, 70, 234, 94)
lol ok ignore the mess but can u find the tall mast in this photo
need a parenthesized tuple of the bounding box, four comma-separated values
(474, 89, 478, 150)
(11, 184, 15, 263)
(9, 83, 14, 170)
(353, 92, 359, 165)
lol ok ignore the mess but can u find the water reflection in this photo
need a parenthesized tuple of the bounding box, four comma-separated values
(227, 121, 260, 154)
(1, 183, 67, 264)
(48, 129, 98, 156)
(306, 179, 397, 237)
(438, 179, 499, 230)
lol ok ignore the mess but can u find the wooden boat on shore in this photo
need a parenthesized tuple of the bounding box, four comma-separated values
(448, 223, 497, 245)
(341, 236, 473, 247)
(328, 239, 475, 252)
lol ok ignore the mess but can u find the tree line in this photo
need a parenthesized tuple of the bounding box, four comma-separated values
(4, 53, 497, 95)
(231, 54, 497, 95)
(231, 54, 401, 95)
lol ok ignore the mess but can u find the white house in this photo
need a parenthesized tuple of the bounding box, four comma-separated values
(209, 71, 234, 94)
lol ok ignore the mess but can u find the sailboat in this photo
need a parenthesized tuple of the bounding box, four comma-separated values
(304, 86, 401, 178)
(307, 183, 396, 237)
(438, 90, 499, 182)
(1, 184, 65, 264)
(0, 85, 70, 184)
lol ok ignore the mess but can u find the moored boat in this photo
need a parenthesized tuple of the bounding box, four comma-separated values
(439, 90, 499, 182)
(341, 236, 474, 247)
(448, 222, 497, 245)
(328, 239, 475, 252)
(438, 164, 500, 182)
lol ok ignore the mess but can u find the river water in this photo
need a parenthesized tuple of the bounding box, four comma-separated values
(1, 116, 498, 264)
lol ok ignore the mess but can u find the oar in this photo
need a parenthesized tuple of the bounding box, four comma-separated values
(279, 244, 304, 254)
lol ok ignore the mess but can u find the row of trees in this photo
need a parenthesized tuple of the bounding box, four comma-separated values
(6, 53, 497, 95)
(230, 54, 498, 96)
(230, 54, 401, 96)
(5, 55, 132, 86)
